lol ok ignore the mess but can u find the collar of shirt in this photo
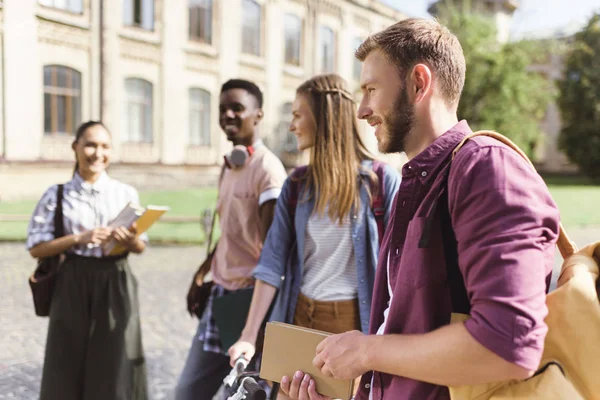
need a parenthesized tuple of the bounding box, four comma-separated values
(401, 120, 472, 185)
(72, 172, 110, 194)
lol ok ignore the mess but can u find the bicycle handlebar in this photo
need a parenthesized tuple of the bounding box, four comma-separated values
(241, 377, 266, 400)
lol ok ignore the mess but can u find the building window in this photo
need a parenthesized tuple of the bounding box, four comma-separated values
(123, 78, 153, 143)
(189, 88, 211, 146)
(284, 14, 302, 66)
(43, 65, 82, 135)
(189, 0, 212, 44)
(242, 0, 261, 56)
(38, 0, 83, 13)
(124, 0, 154, 31)
(353, 36, 363, 81)
(320, 26, 335, 73)
(279, 102, 297, 152)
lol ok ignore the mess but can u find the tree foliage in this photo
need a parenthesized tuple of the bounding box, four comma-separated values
(558, 13, 600, 181)
(437, 3, 555, 158)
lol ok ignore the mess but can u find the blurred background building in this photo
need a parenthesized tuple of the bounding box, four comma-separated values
(0, 0, 405, 199)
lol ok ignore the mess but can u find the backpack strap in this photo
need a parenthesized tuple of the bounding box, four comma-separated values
(371, 161, 386, 244)
(453, 130, 577, 259)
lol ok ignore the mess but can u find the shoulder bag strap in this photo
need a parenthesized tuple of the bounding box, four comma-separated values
(54, 184, 65, 239)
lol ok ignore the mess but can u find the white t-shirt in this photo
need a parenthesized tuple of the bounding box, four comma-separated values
(301, 210, 357, 301)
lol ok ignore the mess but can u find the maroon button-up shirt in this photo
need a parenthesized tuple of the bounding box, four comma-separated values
(356, 121, 560, 400)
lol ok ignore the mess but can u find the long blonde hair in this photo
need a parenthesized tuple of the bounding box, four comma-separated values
(296, 74, 377, 224)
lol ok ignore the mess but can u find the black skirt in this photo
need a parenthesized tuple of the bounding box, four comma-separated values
(40, 254, 148, 400)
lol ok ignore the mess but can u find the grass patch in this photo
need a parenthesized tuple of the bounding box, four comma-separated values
(0, 188, 219, 243)
(1, 180, 599, 243)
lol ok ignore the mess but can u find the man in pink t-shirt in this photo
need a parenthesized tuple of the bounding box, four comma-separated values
(176, 79, 287, 400)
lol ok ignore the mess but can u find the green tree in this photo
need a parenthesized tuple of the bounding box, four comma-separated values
(558, 13, 600, 181)
(436, 3, 555, 158)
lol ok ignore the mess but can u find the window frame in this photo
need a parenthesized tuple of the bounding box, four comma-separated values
(241, 0, 262, 56)
(123, 78, 154, 143)
(43, 65, 82, 136)
(123, 0, 155, 31)
(353, 36, 364, 81)
(319, 25, 336, 74)
(284, 13, 302, 67)
(188, 0, 213, 44)
(188, 88, 212, 147)
(38, 0, 84, 14)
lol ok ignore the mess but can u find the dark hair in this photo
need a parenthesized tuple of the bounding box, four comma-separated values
(73, 121, 108, 176)
(220, 79, 263, 108)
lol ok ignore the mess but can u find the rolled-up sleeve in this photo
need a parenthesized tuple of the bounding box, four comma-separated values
(252, 177, 294, 289)
(27, 185, 59, 250)
(449, 143, 560, 370)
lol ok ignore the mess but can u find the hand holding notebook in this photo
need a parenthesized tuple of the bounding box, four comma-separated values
(260, 322, 355, 399)
(102, 202, 169, 256)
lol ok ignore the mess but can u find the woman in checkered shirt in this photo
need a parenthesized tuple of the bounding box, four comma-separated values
(27, 121, 149, 400)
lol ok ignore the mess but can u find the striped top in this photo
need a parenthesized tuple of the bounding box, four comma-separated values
(27, 172, 148, 258)
(301, 209, 357, 301)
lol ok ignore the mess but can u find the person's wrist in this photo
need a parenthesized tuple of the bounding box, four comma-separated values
(360, 334, 377, 372)
(73, 233, 81, 245)
(240, 328, 258, 344)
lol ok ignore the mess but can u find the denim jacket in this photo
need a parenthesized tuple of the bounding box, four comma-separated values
(253, 160, 401, 333)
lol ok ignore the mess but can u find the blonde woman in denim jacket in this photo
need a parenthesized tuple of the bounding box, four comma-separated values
(229, 74, 400, 398)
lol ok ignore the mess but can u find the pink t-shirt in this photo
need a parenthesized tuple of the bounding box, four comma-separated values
(211, 145, 287, 291)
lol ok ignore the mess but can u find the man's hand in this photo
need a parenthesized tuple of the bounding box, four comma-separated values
(313, 330, 370, 380)
(280, 371, 331, 400)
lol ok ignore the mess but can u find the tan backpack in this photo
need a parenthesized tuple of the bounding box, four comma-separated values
(448, 131, 600, 400)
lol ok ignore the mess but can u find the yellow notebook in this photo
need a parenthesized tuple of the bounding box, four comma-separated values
(260, 322, 355, 399)
(105, 203, 169, 256)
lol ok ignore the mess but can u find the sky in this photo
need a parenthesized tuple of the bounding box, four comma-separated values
(381, 0, 600, 38)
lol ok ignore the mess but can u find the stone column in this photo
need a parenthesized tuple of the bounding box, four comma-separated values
(264, 2, 284, 148)
(4, 0, 40, 160)
(101, 0, 123, 158)
(160, 0, 186, 164)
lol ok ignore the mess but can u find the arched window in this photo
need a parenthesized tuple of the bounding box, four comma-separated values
(123, 78, 153, 143)
(242, 0, 261, 56)
(43, 65, 82, 135)
(189, 88, 211, 146)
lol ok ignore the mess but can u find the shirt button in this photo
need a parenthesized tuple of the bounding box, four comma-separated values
(360, 279, 364, 283)
(401, 200, 406, 207)
(362, 300, 366, 304)
(365, 383, 371, 389)
(421, 171, 427, 177)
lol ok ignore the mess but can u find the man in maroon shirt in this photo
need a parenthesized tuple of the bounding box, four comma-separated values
(279, 18, 560, 400)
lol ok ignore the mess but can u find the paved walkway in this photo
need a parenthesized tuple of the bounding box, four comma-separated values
(1, 226, 598, 399)
(0, 243, 203, 400)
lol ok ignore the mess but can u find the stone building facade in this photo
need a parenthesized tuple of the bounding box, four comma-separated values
(0, 0, 406, 199)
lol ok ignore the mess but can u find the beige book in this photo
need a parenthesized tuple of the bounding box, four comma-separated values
(105, 203, 169, 256)
(259, 322, 354, 399)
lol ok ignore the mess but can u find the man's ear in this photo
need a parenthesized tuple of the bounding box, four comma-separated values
(411, 63, 433, 104)
(255, 109, 264, 124)
(71, 141, 77, 152)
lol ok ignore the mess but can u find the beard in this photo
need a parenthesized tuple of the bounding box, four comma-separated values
(378, 86, 415, 154)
